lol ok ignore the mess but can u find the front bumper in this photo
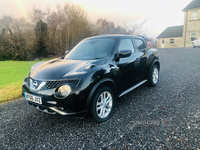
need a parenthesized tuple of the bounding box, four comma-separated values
(27, 102, 88, 117)
(28, 102, 73, 115)
(22, 81, 89, 117)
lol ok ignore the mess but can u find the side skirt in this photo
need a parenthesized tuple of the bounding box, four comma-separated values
(119, 80, 147, 97)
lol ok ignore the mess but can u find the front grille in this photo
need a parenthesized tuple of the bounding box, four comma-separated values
(27, 75, 79, 91)
(40, 79, 79, 90)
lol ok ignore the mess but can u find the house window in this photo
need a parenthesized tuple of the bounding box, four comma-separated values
(191, 12, 197, 20)
(170, 39, 174, 43)
(190, 32, 196, 41)
(162, 40, 164, 44)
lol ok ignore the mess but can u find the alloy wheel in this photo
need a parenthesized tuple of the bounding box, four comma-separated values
(96, 91, 113, 119)
(152, 67, 159, 84)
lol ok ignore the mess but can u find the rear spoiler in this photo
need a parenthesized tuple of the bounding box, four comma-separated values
(139, 35, 147, 41)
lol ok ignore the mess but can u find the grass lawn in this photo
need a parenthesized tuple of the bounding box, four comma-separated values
(0, 58, 51, 103)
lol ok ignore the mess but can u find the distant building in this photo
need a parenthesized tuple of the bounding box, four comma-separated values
(157, 0, 200, 48)
(182, 0, 200, 47)
(157, 25, 183, 48)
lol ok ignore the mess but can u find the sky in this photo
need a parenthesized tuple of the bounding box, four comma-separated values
(0, 0, 193, 38)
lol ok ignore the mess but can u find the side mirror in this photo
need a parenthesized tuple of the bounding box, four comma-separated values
(119, 50, 132, 58)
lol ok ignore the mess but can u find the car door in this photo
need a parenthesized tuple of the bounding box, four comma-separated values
(197, 39, 200, 46)
(133, 38, 147, 81)
(115, 38, 140, 90)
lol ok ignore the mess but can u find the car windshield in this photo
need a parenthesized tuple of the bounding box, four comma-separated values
(65, 38, 116, 60)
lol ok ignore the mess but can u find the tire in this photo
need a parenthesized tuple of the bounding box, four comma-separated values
(90, 86, 115, 123)
(147, 65, 159, 87)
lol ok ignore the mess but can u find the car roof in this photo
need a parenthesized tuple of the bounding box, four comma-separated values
(85, 34, 144, 40)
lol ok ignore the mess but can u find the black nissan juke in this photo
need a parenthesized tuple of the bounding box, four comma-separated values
(22, 35, 160, 123)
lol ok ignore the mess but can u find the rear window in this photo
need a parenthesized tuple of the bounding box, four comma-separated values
(135, 39, 146, 50)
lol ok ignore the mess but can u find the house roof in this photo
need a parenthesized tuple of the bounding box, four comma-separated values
(182, 0, 200, 11)
(157, 25, 183, 39)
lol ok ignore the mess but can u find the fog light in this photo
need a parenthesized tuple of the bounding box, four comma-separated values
(58, 85, 71, 97)
(59, 107, 64, 110)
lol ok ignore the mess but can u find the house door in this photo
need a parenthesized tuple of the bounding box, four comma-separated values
(161, 40, 164, 48)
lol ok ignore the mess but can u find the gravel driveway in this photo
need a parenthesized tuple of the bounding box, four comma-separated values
(1, 48, 200, 150)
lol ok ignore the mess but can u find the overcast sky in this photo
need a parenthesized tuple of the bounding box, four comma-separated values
(0, 0, 192, 38)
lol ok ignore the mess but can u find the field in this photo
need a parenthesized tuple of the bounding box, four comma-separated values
(0, 59, 51, 103)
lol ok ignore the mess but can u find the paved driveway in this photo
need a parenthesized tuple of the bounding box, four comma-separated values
(1, 48, 200, 150)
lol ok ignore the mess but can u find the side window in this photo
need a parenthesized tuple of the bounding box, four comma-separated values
(118, 39, 135, 53)
(135, 39, 146, 51)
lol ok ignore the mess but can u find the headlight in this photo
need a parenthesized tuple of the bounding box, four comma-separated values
(23, 77, 28, 85)
(58, 85, 71, 97)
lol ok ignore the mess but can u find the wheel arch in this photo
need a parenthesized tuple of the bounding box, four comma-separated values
(148, 59, 160, 77)
(85, 78, 117, 111)
(154, 60, 160, 70)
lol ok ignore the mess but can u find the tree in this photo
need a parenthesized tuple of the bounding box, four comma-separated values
(34, 20, 47, 57)
(45, 3, 92, 56)
(0, 16, 35, 60)
(93, 18, 147, 35)
(94, 19, 126, 35)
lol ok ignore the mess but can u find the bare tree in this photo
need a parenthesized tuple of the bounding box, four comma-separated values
(29, 8, 46, 23)
(44, 3, 92, 56)
(122, 18, 151, 35)
(93, 18, 148, 36)
(0, 16, 35, 60)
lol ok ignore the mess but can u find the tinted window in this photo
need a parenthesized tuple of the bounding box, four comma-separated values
(135, 39, 146, 50)
(65, 39, 116, 60)
(118, 39, 135, 52)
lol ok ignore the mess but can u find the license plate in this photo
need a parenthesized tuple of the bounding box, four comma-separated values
(24, 92, 42, 104)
